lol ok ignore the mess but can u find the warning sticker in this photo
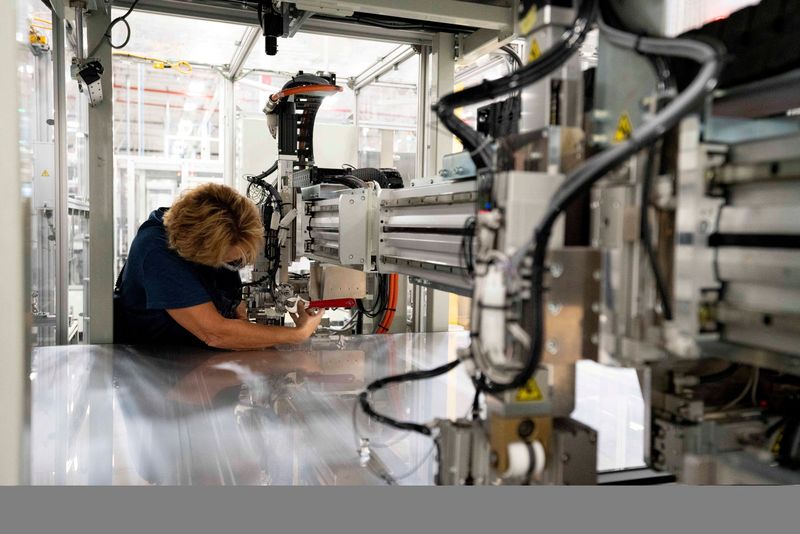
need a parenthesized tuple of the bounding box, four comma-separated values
(528, 38, 542, 62)
(516, 378, 544, 402)
(614, 112, 633, 142)
(518, 4, 538, 35)
(41, 169, 50, 177)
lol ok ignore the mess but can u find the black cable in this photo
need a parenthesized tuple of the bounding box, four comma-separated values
(697, 364, 739, 384)
(641, 145, 674, 320)
(246, 165, 283, 295)
(433, 0, 597, 169)
(246, 162, 279, 203)
(356, 309, 364, 334)
(252, 161, 279, 182)
(500, 45, 523, 70)
(88, 0, 141, 57)
(471, 375, 485, 420)
(459, 216, 476, 278)
(358, 275, 387, 318)
(369, 275, 393, 334)
(358, 360, 462, 436)
(500, 45, 523, 99)
(316, 13, 466, 34)
(321, 175, 368, 189)
(479, 7, 724, 394)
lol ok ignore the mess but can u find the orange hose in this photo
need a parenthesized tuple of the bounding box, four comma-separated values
(376, 286, 392, 333)
(376, 274, 399, 334)
(269, 84, 342, 102)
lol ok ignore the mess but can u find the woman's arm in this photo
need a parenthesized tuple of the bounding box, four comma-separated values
(167, 301, 322, 350)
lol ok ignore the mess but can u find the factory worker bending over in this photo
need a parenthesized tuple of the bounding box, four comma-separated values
(114, 183, 321, 349)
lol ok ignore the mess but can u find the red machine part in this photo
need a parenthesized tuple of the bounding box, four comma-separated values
(307, 298, 356, 310)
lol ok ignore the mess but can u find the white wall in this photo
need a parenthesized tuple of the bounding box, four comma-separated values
(236, 114, 359, 191)
(1, 1, 27, 485)
(314, 123, 359, 169)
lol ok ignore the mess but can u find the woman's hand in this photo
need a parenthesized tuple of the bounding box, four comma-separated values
(289, 301, 323, 338)
(236, 302, 248, 320)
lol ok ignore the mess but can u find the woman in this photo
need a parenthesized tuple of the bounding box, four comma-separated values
(114, 183, 321, 348)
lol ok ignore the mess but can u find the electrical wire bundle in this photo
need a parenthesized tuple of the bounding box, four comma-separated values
(244, 163, 282, 295)
(359, 0, 726, 434)
(484, 5, 723, 394)
(459, 216, 477, 278)
(432, 0, 596, 170)
(357, 274, 388, 320)
(374, 274, 398, 334)
(355, 273, 399, 334)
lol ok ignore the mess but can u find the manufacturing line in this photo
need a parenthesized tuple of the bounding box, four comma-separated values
(5, 0, 800, 485)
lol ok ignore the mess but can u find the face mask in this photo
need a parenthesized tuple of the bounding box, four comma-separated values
(221, 260, 243, 272)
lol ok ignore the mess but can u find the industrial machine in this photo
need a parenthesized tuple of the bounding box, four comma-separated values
(230, 0, 800, 485)
(44, 0, 800, 485)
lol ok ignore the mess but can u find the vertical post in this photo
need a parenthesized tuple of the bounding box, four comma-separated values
(354, 89, 359, 131)
(137, 63, 144, 157)
(425, 33, 454, 176)
(53, 15, 70, 345)
(416, 33, 455, 333)
(222, 76, 236, 188)
(415, 46, 428, 183)
(0, 0, 28, 485)
(86, 9, 114, 343)
(74, 6, 85, 60)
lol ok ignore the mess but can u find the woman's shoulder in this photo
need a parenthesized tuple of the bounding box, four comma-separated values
(130, 221, 169, 256)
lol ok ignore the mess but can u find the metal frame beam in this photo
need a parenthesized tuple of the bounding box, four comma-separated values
(113, 0, 434, 45)
(416, 44, 429, 182)
(425, 33, 455, 177)
(454, 53, 509, 84)
(226, 25, 260, 81)
(288, 0, 514, 31)
(351, 44, 417, 91)
(221, 76, 236, 189)
(53, 14, 70, 345)
(86, 9, 115, 342)
(456, 26, 515, 66)
(112, 0, 514, 32)
(301, 16, 432, 45)
(414, 32, 455, 332)
(286, 10, 314, 38)
(113, 0, 260, 25)
(0, 0, 28, 486)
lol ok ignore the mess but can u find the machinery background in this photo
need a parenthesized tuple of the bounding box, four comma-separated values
(16, 0, 800, 487)
(238, 0, 800, 485)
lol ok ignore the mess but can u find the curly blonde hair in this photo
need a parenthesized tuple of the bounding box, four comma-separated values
(163, 183, 264, 267)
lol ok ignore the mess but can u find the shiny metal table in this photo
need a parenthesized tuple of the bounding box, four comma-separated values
(30, 332, 475, 485)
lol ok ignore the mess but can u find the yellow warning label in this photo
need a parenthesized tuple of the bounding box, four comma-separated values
(614, 112, 633, 143)
(516, 378, 544, 402)
(528, 38, 542, 62)
(518, 5, 538, 35)
(41, 169, 50, 177)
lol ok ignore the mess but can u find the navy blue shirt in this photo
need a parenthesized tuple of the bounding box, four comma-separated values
(113, 208, 242, 346)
